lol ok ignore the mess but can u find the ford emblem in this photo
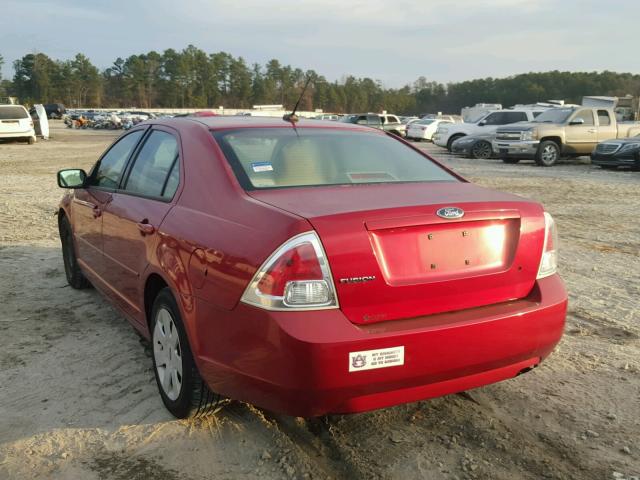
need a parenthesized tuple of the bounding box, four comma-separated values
(436, 207, 464, 219)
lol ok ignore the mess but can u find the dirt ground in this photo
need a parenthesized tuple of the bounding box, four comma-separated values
(0, 123, 638, 480)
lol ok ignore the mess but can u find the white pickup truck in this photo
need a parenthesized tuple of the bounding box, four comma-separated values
(433, 108, 548, 151)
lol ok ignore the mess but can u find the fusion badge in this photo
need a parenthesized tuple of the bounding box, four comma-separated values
(349, 346, 405, 372)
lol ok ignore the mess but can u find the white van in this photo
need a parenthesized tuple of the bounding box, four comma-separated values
(0, 105, 36, 144)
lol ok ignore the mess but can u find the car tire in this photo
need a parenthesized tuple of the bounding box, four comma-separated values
(447, 134, 465, 152)
(535, 140, 560, 167)
(151, 288, 220, 418)
(470, 140, 493, 159)
(502, 158, 521, 164)
(59, 215, 91, 289)
(28, 136, 36, 145)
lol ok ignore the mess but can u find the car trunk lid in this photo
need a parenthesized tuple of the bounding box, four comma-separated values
(249, 182, 545, 324)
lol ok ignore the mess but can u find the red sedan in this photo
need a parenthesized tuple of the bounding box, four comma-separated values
(56, 116, 567, 418)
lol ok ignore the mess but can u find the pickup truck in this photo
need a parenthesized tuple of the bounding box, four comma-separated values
(432, 109, 547, 151)
(493, 106, 640, 166)
(339, 113, 406, 137)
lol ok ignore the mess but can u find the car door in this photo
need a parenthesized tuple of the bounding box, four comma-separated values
(566, 109, 598, 154)
(72, 129, 146, 279)
(101, 127, 182, 324)
(367, 115, 383, 130)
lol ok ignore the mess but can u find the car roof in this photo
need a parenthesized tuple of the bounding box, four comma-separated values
(153, 115, 379, 133)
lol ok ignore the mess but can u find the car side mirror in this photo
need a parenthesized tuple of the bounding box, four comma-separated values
(478, 121, 486, 126)
(569, 118, 585, 126)
(57, 169, 87, 188)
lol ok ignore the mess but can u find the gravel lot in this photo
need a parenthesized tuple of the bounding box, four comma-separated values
(0, 123, 638, 480)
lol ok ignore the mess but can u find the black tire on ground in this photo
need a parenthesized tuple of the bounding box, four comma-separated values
(535, 140, 560, 167)
(59, 215, 91, 289)
(447, 134, 465, 152)
(470, 140, 493, 159)
(502, 158, 521, 164)
(151, 288, 220, 418)
(27, 136, 36, 145)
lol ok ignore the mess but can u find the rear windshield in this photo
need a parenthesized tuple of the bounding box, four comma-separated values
(213, 128, 457, 189)
(0, 106, 28, 120)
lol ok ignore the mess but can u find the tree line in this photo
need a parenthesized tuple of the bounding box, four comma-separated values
(2, 46, 640, 115)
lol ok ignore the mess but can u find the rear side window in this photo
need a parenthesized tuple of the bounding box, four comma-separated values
(91, 130, 144, 189)
(597, 110, 611, 126)
(214, 128, 457, 190)
(0, 106, 29, 119)
(124, 130, 179, 199)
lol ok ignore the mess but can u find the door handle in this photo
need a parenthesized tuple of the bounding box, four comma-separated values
(588, 129, 597, 133)
(92, 205, 102, 218)
(136, 221, 156, 236)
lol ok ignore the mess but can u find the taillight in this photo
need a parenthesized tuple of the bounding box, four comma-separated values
(537, 212, 558, 279)
(241, 232, 339, 310)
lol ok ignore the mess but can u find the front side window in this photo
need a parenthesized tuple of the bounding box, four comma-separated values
(482, 112, 503, 125)
(573, 109, 594, 126)
(91, 130, 144, 189)
(124, 130, 179, 199)
(214, 128, 457, 190)
(504, 112, 528, 123)
(367, 115, 381, 126)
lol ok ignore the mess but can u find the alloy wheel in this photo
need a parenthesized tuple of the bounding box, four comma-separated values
(541, 144, 558, 165)
(153, 307, 183, 401)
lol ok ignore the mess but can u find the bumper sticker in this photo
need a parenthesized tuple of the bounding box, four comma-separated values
(349, 346, 404, 372)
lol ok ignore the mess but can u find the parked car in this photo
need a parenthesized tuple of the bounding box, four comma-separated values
(591, 134, 640, 170)
(313, 114, 339, 121)
(43, 103, 66, 119)
(433, 109, 547, 151)
(399, 116, 420, 125)
(56, 116, 566, 418)
(493, 107, 640, 166)
(340, 113, 406, 137)
(451, 133, 495, 159)
(406, 118, 452, 142)
(0, 104, 36, 144)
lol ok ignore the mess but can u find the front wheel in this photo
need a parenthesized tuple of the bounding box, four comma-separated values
(151, 288, 220, 418)
(59, 216, 91, 289)
(535, 141, 560, 167)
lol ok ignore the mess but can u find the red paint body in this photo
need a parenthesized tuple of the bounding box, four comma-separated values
(59, 117, 567, 417)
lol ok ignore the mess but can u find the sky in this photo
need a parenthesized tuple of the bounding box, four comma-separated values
(1, 0, 639, 87)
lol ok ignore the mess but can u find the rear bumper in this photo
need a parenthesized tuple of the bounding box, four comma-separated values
(193, 275, 567, 417)
(493, 140, 539, 159)
(0, 129, 35, 139)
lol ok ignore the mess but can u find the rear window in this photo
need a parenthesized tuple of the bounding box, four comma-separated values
(0, 106, 29, 120)
(214, 128, 457, 189)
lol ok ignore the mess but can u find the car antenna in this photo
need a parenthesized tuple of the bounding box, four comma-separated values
(283, 76, 312, 124)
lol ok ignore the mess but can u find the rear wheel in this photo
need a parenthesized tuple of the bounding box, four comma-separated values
(27, 136, 36, 145)
(535, 140, 560, 167)
(470, 140, 493, 159)
(151, 288, 220, 418)
(59, 216, 91, 289)
(447, 134, 464, 152)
